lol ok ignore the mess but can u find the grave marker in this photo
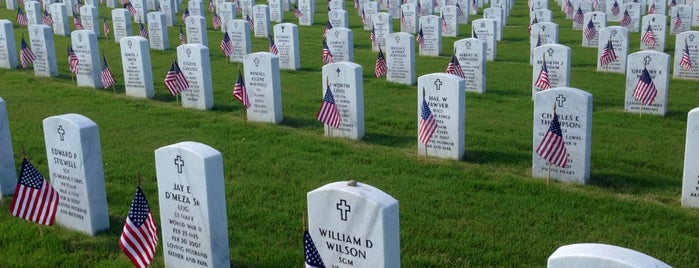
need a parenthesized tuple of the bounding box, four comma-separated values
(177, 44, 214, 110)
(273, 22, 300, 70)
(297, 0, 315, 25)
(72, 30, 102, 89)
(79, 5, 100, 38)
(326, 27, 354, 63)
(371, 12, 392, 51)
(400, 3, 419, 34)
(386, 32, 416, 85)
(472, 18, 497, 61)
(226, 19, 252, 62)
(597, 26, 629, 73)
(0, 98, 16, 198)
(454, 38, 486, 93)
(532, 44, 571, 97)
(321, 62, 365, 140)
(328, 9, 349, 28)
(673, 31, 699, 79)
(244, 52, 283, 124)
(0, 20, 18, 70)
(624, 50, 669, 116)
(548, 243, 671, 268)
(29, 24, 58, 77)
(417, 73, 465, 160)
(112, 9, 133, 43)
(146, 11, 168, 50)
(640, 14, 666, 52)
(419, 15, 442, 56)
(50, 3, 70, 36)
(683, 108, 699, 208)
(253, 5, 271, 37)
(581, 11, 606, 47)
(441, 6, 459, 37)
(159, 0, 176, 26)
(186, 15, 208, 47)
(120, 36, 154, 98)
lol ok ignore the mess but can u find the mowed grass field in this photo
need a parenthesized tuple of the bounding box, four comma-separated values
(1, 0, 699, 267)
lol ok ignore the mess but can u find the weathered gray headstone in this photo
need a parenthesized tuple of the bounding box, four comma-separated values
(120, 36, 154, 98)
(454, 38, 486, 93)
(683, 108, 699, 208)
(43, 113, 109, 235)
(50, 3, 70, 36)
(185, 15, 208, 47)
(326, 27, 354, 63)
(272, 22, 300, 70)
(0, 98, 16, 198)
(146, 11, 168, 50)
(321, 62, 365, 140)
(155, 141, 230, 268)
(244, 52, 283, 124)
(640, 14, 666, 52)
(548, 244, 671, 268)
(307, 181, 399, 268)
(252, 4, 271, 37)
(532, 44, 571, 97)
(673, 31, 699, 79)
(472, 18, 497, 61)
(624, 50, 670, 116)
(597, 26, 629, 73)
(418, 15, 442, 56)
(112, 9, 132, 43)
(371, 12, 391, 51)
(0, 20, 18, 70)
(177, 44, 214, 110)
(29, 24, 58, 77)
(386, 32, 415, 85)
(72, 30, 102, 89)
(226, 19, 252, 62)
(417, 73, 465, 160)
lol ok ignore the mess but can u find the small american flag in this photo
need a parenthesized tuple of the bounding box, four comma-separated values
(536, 111, 568, 168)
(470, 0, 477, 14)
(472, 28, 478, 39)
(641, 25, 656, 47)
(632, 67, 658, 105)
(119, 186, 158, 268)
(179, 27, 185, 45)
(316, 83, 342, 128)
(103, 19, 110, 37)
(268, 37, 278, 55)
(125, 2, 137, 16)
(101, 55, 116, 89)
(304, 230, 326, 268)
(583, 19, 596, 41)
(10, 158, 59, 226)
(17, 7, 28, 26)
(673, 13, 682, 32)
(233, 70, 250, 108)
(370, 25, 376, 44)
(212, 13, 222, 30)
(73, 12, 84, 30)
(445, 54, 465, 78)
(599, 39, 618, 66)
(139, 22, 148, 38)
(416, 27, 425, 48)
(611, 1, 620, 16)
(68, 45, 79, 74)
(220, 32, 233, 57)
(535, 56, 551, 90)
(418, 92, 437, 145)
(456, 3, 464, 16)
(648, 4, 656, 14)
(20, 37, 36, 69)
(323, 21, 333, 38)
(680, 41, 693, 71)
(416, 2, 422, 16)
(441, 15, 448, 33)
(620, 10, 631, 27)
(42, 9, 53, 26)
(294, 4, 302, 18)
(573, 7, 584, 25)
(235, 0, 242, 14)
(375, 46, 387, 78)
(246, 14, 254, 31)
(163, 61, 189, 96)
(182, 8, 190, 22)
(565, 0, 574, 16)
(322, 40, 333, 64)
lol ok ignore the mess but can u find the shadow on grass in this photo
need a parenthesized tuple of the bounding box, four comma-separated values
(465, 149, 530, 166)
(280, 116, 322, 130)
(361, 132, 416, 147)
(588, 171, 676, 194)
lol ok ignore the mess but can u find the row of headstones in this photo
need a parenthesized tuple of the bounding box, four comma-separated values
(535, 0, 699, 27)
(0, 97, 683, 267)
(563, 3, 699, 33)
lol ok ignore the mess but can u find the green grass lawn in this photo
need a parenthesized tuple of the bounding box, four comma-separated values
(1, 1, 699, 267)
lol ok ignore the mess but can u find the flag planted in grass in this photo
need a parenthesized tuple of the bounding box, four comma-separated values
(68, 44, 79, 74)
(536, 109, 568, 168)
(220, 32, 233, 57)
(374, 46, 387, 78)
(599, 39, 618, 67)
(119, 186, 158, 268)
(418, 90, 437, 145)
(103, 18, 110, 37)
(322, 40, 333, 64)
(164, 61, 189, 96)
(641, 25, 656, 47)
(101, 55, 116, 89)
(10, 158, 59, 226)
(19, 37, 36, 69)
(269, 36, 278, 55)
(16, 7, 28, 26)
(316, 83, 341, 128)
(632, 67, 658, 106)
(233, 70, 250, 108)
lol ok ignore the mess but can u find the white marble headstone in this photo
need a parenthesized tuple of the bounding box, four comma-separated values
(159, 0, 176, 26)
(581, 11, 606, 47)
(146, 11, 168, 50)
(112, 9, 133, 43)
(386, 32, 416, 85)
(25, 1, 41, 27)
(269, 0, 284, 23)
(400, 3, 419, 34)
(419, 15, 442, 56)
(226, 19, 252, 62)
(217, 2, 235, 32)
(240, 0, 254, 18)
(640, 14, 666, 52)
(120, 36, 154, 98)
(253, 4, 271, 37)
(273, 23, 300, 70)
(417, 73, 465, 160)
(50, 3, 70, 36)
(530, 8, 552, 22)
(186, 15, 208, 47)
(132, 0, 147, 23)
(307, 181, 399, 268)
(297, 0, 315, 25)
(326, 27, 354, 63)
(244, 52, 283, 124)
(683, 108, 699, 208)
(328, 9, 349, 28)
(673, 31, 699, 79)
(0, 98, 16, 198)
(29, 25, 58, 77)
(155, 141, 230, 268)
(532, 44, 571, 97)
(454, 38, 486, 93)
(371, 12, 392, 51)
(418, 0, 434, 15)
(188, 0, 204, 16)
(596, 26, 629, 73)
(43, 113, 109, 235)
(0, 20, 18, 69)
(670, 5, 691, 35)
(620, 2, 641, 32)
(482, 7, 502, 40)
(693, 1, 699, 27)
(472, 18, 497, 61)
(548, 243, 671, 268)
(321, 62, 365, 140)
(441, 6, 459, 37)
(72, 30, 102, 89)
(624, 50, 670, 116)
(79, 5, 100, 38)
(177, 44, 214, 110)
(362, 1, 379, 30)
(529, 21, 558, 64)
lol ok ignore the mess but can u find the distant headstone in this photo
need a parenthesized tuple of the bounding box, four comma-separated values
(226, 19, 252, 62)
(673, 31, 699, 79)
(530, 0, 548, 10)
(606, 0, 622, 21)
(146, 0, 159, 11)
(132, 0, 147, 23)
(188, 0, 204, 16)
(624, 50, 670, 116)
(400, 3, 419, 34)
(329, 0, 344, 10)
(155, 142, 230, 268)
(640, 14, 666, 52)
(218, 2, 235, 32)
(29, 25, 58, 77)
(273, 23, 300, 70)
(371, 12, 391, 51)
(186, 15, 208, 47)
(79, 5, 100, 38)
(548, 243, 671, 268)
(418, 0, 434, 15)
(683, 108, 699, 207)
(419, 15, 442, 56)
(307, 181, 399, 268)
(146, 12, 168, 50)
(530, 8, 552, 22)
(326, 27, 354, 63)
(297, 0, 315, 25)
(0, 98, 16, 198)
(454, 38, 486, 93)
(252, 5, 271, 37)
(693, 1, 699, 27)
(597, 26, 629, 73)
(581, 11, 606, 47)
(25, 1, 41, 27)
(670, 5, 692, 35)
(120, 36, 154, 98)
(620, 2, 641, 32)
(456, 0, 470, 24)
(417, 73, 465, 160)
(50, 3, 70, 36)
(244, 52, 283, 124)
(112, 9, 133, 43)
(532, 44, 571, 97)
(177, 44, 214, 110)
(529, 21, 558, 64)
(328, 9, 349, 28)
(472, 18, 497, 61)
(240, 0, 254, 18)
(5, 0, 17, 10)
(269, 0, 284, 22)
(532, 87, 592, 184)
(441, 6, 459, 37)
(72, 30, 102, 89)
(482, 7, 502, 41)
(321, 63, 365, 140)
(159, 0, 175, 26)
(43, 113, 109, 235)
(386, 32, 416, 85)
(362, 1, 379, 30)
(106, 0, 117, 8)
(647, 0, 665, 14)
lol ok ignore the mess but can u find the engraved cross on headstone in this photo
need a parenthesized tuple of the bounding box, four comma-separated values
(336, 67, 341, 77)
(434, 79, 443, 90)
(174, 155, 185, 173)
(336, 199, 351, 221)
(556, 94, 567, 107)
(643, 55, 652, 66)
(57, 125, 66, 141)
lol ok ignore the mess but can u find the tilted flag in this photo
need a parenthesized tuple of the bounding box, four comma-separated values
(599, 39, 618, 66)
(441, 14, 448, 33)
(246, 14, 254, 31)
(103, 18, 110, 37)
(361, 8, 367, 25)
(418, 90, 438, 145)
(370, 25, 376, 44)
(233, 70, 250, 108)
(212, 13, 222, 30)
(528, 15, 538, 35)
(323, 21, 333, 38)
(456, 3, 464, 16)
(17, 7, 28, 26)
(400, 10, 406, 28)
(163, 61, 189, 96)
(179, 27, 185, 45)
(535, 110, 568, 168)
(535, 55, 551, 90)
(565, 0, 574, 16)
(220, 32, 233, 57)
(19, 37, 36, 69)
(322, 40, 333, 64)
(182, 8, 190, 22)
(316, 83, 342, 128)
(472, 27, 478, 39)
(673, 12, 682, 31)
(304, 230, 326, 268)
(680, 40, 693, 71)
(101, 55, 116, 89)
(584, 19, 596, 41)
(73, 12, 84, 30)
(125, 2, 137, 16)
(374, 46, 387, 78)
(620, 10, 631, 27)
(42, 9, 53, 26)
(139, 22, 148, 38)
(641, 25, 656, 47)
(632, 66, 658, 105)
(417, 27, 425, 48)
(611, 0, 620, 16)
(119, 186, 158, 268)
(294, 4, 303, 18)
(445, 54, 465, 78)
(68, 45, 79, 74)
(269, 36, 279, 55)
(573, 7, 584, 25)
(648, 3, 656, 14)
(9, 158, 59, 226)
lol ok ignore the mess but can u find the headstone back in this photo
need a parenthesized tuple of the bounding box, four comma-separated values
(0, 97, 16, 198)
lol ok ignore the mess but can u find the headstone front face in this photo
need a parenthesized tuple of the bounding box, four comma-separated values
(640, 14, 666, 52)
(269, 0, 283, 22)
(273, 23, 300, 70)
(25, 1, 41, 27)
(673, 31, 699, 79)
(321, 62, 365, 140)
(454, 38, 486, 93)
(362, 1, 379, 30)
(72, 30, 102, 89)
(0, 98, 16, 198)
(177, 44, 214, 110)
(253, 5, 271, 37)
(43, 113, 110, 235)
(620, 2, 641, 32)
(419, 15, 442, 56)
(226, 19, 252, 62)
(307, 181, 400, 268)
(386, 32, 416, 85)
(217, 2, 236, 33)
(371, 12, 392, 51)
(548, 243, 671, 268)
(188, 0, 204, 16)
(418, 0, 434, 15)
(147, 12, 168, 50)
(29, 25, 58, 77)
(186, 15, 208, 47)
(693, 1, 699, 27)
(482, 7, 502, 40)
(529, 21, 558, 64)
(581, 11, 606, 47)
(326, 27, 354, 62)
(596, 26, 629, 73)
(112, 9, 133, 43)
(79, 5, 100, 38)
(417, 73, 465, 160)
(159, 0, 175, 26)
(472, 18, 497, 61)
(441, 6, 459, 37)
(155, 142, 230, 268)
(240, 0, 253, 18)
(670, 5, 691, 35)
(298, 0, 314, 25)
(683, 108, 699, 208)
(244, 52, 283, 124)
(532, 45, 571, 96)
(50, 3, 70, 36)
(131, 0, 147, 23)
(328, 9, 349, 28)
(530, 8, 552, 22)
(120, 37, 154, 98)
(0, 20, 18, 69)
(532, 87, 592, 184)
(624, 51, 670, 116)
(400, 3, 419, 34)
